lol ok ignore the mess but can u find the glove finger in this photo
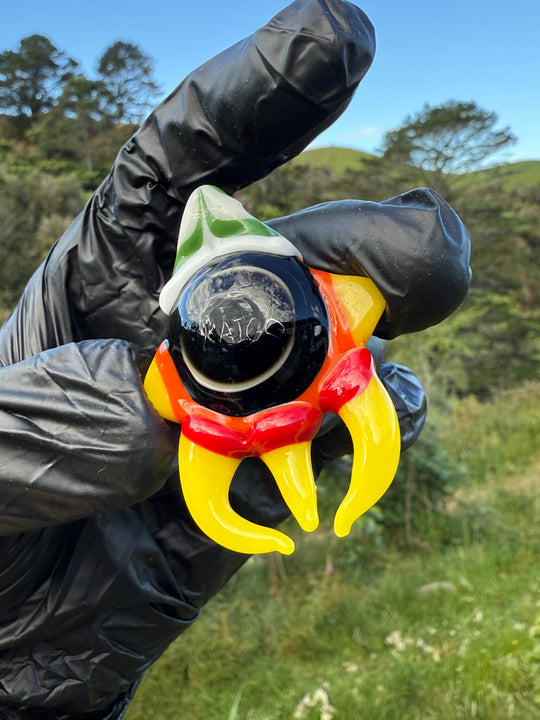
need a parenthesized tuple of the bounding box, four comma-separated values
(0, 339, 177, 533)
(267, 188, 471, 339)
(3, 0, 376, 358)
(117, 0, 375, 218)
(229, 457, 291, 528)
(379, 362, 427, 451)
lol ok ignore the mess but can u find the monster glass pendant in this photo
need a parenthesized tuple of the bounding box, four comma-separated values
(144, 186, 400, 554)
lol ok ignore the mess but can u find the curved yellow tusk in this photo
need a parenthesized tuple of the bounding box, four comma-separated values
(334, 374, 401, 538)
(260, 442, 319, 533)
(178, 434, 295, 555)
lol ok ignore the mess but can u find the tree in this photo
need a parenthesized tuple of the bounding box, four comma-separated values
(451, 180, 540, 396)
(241, 162, 338, 219)
(0, 35, 78, 121)
(58, 75, 112, 171)
(33, 74, 111, 172)
(380, 101, 516, 195)
(97, 41, 160, 123)
(0, 168, 84, 317)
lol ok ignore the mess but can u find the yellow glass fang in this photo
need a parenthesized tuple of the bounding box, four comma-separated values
(331, 275, 386, 346)
(143, 357, 177, 422)
(145, 269, 399, 554)
(178, 434, 296, 555)
(260, 442, 319, 533)
(334, 374, 400, 537)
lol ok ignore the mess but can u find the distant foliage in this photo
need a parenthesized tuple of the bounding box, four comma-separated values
(0, 168, 84, 314)
(0, 33, 157, 190)
(380, 101, 516, 198)
(0, 79, 538, 545)
(0, 34, 78, 121)
(239, 162, 339, 219)
(97, 41, 160, 123)
(0, 33, 158, 130)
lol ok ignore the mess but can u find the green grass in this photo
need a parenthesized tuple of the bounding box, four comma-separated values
(292, 147, 374, 173)
(125, 470, 539, 719)
(478, 160, 540, 190)
(495, 160, 540, 188)
(446, 160, 540, 192)
(440, 382, 540, 485)
(296, 147, 540, 191)
(125, 382, 540, 720)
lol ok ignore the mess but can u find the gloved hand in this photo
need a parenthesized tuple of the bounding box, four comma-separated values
(0, 1, 470, 717)
(0, 0, 383, 534)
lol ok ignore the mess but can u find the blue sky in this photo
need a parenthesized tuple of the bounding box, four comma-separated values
(2, 0, 538, 163)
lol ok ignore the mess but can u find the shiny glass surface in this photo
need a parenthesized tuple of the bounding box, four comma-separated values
(166, 252, 329, 416)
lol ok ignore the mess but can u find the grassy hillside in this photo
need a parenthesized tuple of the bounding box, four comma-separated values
(125, 383, 540, 720)
(296, 147, 540, 190)
(460, 160, 540, 190)
(126, 465, 539, 720)
(292, 146, 374, 173)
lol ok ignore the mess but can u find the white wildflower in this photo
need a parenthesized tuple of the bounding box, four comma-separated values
(385, 630, 410, 651)
(416, 638, 441, 662)
(386, 630, 442, 661)
(293, 687, 335, 720)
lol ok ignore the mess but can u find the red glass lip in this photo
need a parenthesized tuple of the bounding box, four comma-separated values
(153, 269, 374, 457)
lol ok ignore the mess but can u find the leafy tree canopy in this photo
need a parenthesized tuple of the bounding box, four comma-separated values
(0, 34, 78, 119)
(381, 101, 516, 178)
(59, 75, 111, 122)
(97, 41, 160, 123)
(33, 74, 114, 172)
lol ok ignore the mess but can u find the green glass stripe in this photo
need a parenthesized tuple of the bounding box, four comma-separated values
(174, 222, 204, 273)
(210, 216, 279, 238)
(172, 188, 279, 273)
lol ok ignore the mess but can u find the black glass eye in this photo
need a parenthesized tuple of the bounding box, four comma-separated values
(166, 252, 329, 416)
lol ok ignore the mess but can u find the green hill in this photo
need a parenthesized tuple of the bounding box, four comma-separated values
(296, 146, 540, 191)
(292, 146, 374, 173)
(459, 160, 540, 190)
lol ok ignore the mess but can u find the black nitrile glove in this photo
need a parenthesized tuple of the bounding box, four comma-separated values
(0, 2, 469, 718)
(267, 188, 471, 340)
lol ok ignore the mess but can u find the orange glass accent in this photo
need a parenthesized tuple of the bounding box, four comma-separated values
(143, 353, 178, 423)
(145, 270, 385, 457)
(143, 266, 401, 554)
